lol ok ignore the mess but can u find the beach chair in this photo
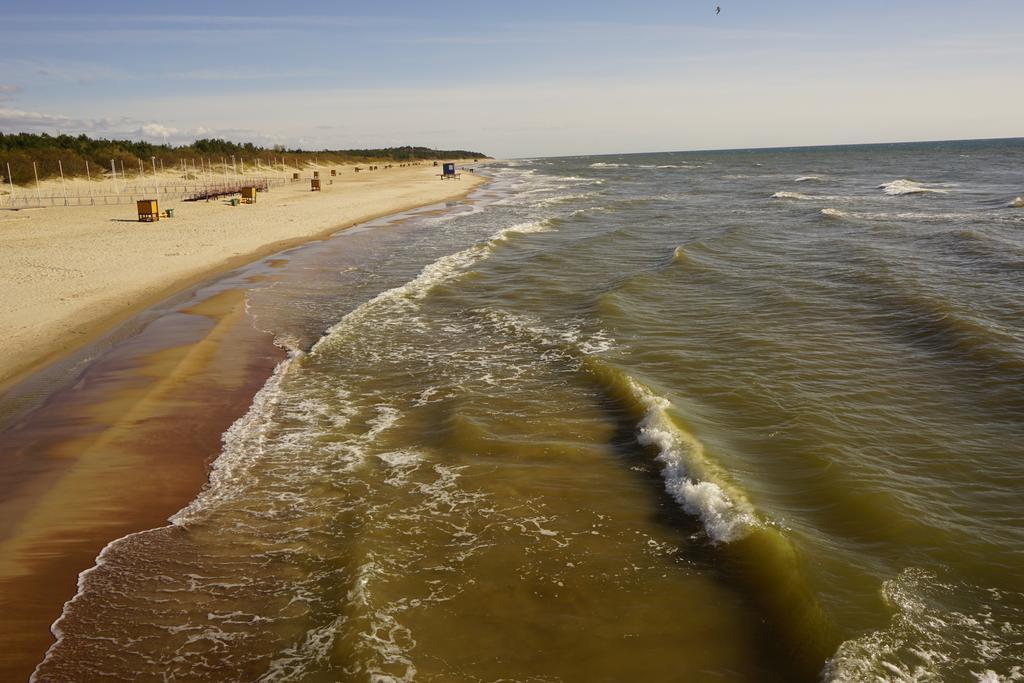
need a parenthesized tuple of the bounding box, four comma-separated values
(137, 199, 159, 222)
(439, 163, 461, 180)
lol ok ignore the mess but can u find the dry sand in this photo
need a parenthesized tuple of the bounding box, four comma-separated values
(0, 162, 485, 391)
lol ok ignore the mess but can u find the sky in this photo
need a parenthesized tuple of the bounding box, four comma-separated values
(1, 0, 1022, 158)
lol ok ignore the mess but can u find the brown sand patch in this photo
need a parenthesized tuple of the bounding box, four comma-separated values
(0, 288, 281, 680)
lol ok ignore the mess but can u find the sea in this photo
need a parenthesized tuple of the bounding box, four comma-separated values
(32, 139, 1024, 681)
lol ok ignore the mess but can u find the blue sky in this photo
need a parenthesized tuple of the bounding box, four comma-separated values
(1, 1, 1022, 157)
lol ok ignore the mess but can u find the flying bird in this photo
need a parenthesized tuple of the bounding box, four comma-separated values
(716, 5, 721, 14)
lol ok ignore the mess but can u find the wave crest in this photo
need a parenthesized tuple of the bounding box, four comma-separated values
(614, 374, 759, 543)
(878, 179, 950, 196)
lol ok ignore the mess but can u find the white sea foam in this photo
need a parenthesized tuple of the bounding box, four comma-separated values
(172, 352, 301, 524)
(529, 191, 602, 207)
(878, 179, 950, 195)
(771, 191, 816, 200)
(820, 207, 1013, 224)
(484, 308, 617, 359)
(823, 568, 1024, 682)
(795, 175, 824, 182)
(32, 526, 161, 681)
(492, 218, 557, 242)
(569, 206, 609, 217)
(589, 162, 629, 168)
(262, 616, 346, 681)
(625, 377, 758, 543)
(312, 227, 524, 344)
(1010, 196, 1024, 208)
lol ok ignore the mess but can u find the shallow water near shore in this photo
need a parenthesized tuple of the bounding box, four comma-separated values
(29, 140, 1024, 681)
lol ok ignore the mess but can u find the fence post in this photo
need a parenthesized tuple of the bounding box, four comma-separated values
(33, 161, 41, 204)
(58, 160, 68, 206)
(4, 162, 14, 207)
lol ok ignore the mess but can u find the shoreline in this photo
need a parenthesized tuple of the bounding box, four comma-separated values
(0, 170, 490, 681)
(0, 162, 487, 395)
(0, 282, 284, 680)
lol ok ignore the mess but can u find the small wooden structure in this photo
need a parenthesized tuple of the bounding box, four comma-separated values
(137, 199, 159, 222)
(440, 162, 461, 180)
(311, 178, 321, 191)
(240, 186, 257, 204)
(330, 169, 337, 176)
(185, 179, 268, 202)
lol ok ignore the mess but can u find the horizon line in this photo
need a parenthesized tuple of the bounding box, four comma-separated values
(529, 135, 1024, 160)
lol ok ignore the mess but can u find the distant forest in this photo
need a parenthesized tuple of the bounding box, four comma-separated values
(0, 132, 488, 185)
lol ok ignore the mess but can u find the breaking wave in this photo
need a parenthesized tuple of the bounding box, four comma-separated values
(878, 179, 950, 196)
(584, 362, 759, 544)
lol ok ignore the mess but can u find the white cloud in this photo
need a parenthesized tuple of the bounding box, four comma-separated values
(138, 123, 179, 140)
(0, 107, 73, 129)
(0, 106, 215, 145)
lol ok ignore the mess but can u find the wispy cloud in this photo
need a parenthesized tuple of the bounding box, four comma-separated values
(0, 59, 129, 84)
(0, 13, 405, 47)
(0, 84, 21, 102)
(3, 13, 398, 27)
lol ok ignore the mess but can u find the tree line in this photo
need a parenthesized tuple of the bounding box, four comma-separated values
(0, 132, 487, 185)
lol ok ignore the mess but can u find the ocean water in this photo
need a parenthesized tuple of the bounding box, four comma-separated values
(33, 139, 1024, 681)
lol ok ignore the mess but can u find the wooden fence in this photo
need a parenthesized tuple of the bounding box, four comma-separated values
(1, 177, 287, 209)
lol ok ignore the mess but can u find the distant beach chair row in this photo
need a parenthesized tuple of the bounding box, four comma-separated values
(184, 179, 268, 202)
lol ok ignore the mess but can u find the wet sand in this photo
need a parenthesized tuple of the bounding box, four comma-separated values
(0, 177, 488, 681)
(0, 282, 282, 680)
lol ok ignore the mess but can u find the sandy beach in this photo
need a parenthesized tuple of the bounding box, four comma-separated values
(0, 165, 488, 679)
(0, 162, 485, 392)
